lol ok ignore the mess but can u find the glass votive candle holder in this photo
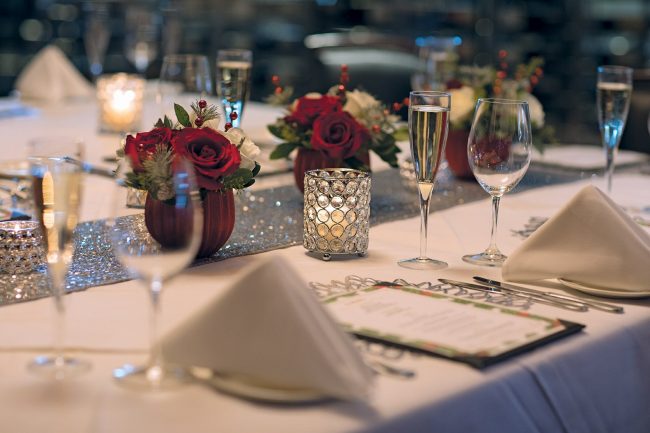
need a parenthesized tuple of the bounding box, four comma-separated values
(97, 73, 145, 134)
(0, 221, 45, 274)
(303, 168, 371, 261)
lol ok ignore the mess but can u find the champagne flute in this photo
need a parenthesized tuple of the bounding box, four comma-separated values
(463, 98, 532, 266)
(398, 91, 450, 270)
(216, 49, 252, 128)
(158, 55, 213, 121)
(109, 159, 202, 391)
(597, 65, 633, 194)
(27, 138, 91, 379)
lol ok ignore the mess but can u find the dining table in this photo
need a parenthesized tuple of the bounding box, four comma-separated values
(0, 94, 649, 433)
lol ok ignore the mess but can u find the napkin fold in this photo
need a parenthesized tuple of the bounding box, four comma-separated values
(162, 255, 374, 401)
(503, 185, 650, 291)
(16, 45, 93, 102)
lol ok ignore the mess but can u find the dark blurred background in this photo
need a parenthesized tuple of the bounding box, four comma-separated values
(2, 0, 650, 150)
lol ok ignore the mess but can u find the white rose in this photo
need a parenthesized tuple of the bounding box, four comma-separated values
(448, 86, 476, 125)
(524, 93, 545, 128)
(344, 89, 379, 117)
(223, 127, 260, 170)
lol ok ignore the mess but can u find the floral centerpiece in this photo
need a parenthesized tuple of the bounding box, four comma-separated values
(443, 53, 555, 178)
(118, 100, 260, 257)
(266, 66, 406, 192)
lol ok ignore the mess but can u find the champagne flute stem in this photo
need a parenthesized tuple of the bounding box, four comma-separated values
(486, 195, 501, 255)
(49, 263, 67, 367)
(605, 147, 615, 194)
(148, 277, 164, 380)
(53, 292, 65, 367)
(417, 182, 434, 259)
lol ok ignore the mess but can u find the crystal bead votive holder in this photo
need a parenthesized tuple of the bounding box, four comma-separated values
(0, 221, 45, 274)
(303, 168, 371, 261)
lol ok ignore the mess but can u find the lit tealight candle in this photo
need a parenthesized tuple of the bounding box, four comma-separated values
(97, 73, 145, 133)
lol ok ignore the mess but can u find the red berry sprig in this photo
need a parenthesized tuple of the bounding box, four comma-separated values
(190, 99, 219, 127)
(337, 64, 349, 100)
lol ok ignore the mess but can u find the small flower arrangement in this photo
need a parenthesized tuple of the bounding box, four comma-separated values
(118, 100, 261, 201)
(444, 52, 555, 152)
(267, 66, 405, 169)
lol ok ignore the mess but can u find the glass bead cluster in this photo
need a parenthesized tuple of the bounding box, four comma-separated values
(0, 221, 45, 274)
(303, 169, 370, 259)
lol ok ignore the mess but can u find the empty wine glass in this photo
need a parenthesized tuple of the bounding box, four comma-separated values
(597, 65, 633, 194)
(27, 137, 91, 379)
(398, 91, 450, 270)
(108, 159, 203, 391)
(158, 55, 213, 122)
(83, 2, 111, 80)
(124, 6, 160, 75)
(216, 49, 252, 128)
(463, 98, 532, 267)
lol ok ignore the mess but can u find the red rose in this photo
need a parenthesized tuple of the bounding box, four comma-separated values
(285, 95, 342, 127)
(172, 127, 241, 190)
(310, 111, 369, 160)
(124, 127, 173, 172)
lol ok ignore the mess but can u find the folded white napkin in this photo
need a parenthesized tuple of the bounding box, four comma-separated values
(16, 45, 93, 102)
(503, 185, 650, 291)
(162, 255, 374, 401)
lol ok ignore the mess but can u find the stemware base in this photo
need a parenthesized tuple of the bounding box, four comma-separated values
(398, 257, 448, 270)
(27, 355, 91, 380)
(113, 363, 189, 392)
(462, 252, 507, 267)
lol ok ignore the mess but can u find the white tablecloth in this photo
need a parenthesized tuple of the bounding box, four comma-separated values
(1, 98, 649, 433)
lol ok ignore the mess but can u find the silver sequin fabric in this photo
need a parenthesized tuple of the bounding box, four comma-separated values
(0, 166, 583, 306)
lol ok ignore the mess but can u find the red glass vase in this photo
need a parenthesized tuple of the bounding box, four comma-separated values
(144, 189, 235, 259)
(445, 129, 474, 180)
(293, 148, 370, 193)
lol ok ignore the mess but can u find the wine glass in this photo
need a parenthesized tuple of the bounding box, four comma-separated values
(398, 91, 450, 270)
(463, 98, 532, 266)
(597, 65, 633, 194)
(124, 6, 160, 75)
(108, 158, 203, 391)
(158, 55, 213, 122)
(83, 2, 111, 80)
(216, 49, 253, 128)
(27, 137, 91, 379)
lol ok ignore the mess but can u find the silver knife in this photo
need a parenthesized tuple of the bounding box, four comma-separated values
(439, 279, 588, 312)
(473, 277, 624, 314)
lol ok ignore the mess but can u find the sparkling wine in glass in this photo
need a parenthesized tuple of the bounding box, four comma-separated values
(27, 138, 91, 379)
(158, 55, 213, 122)
(463, 98, 532, 267)
(109, 159, 202, 391)
(398, 91, 450, 270)
(597, 65, 633, 194)
(216, 49, 252, 128)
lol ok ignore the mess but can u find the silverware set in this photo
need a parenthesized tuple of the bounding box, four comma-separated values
(440, 277, 623, 314)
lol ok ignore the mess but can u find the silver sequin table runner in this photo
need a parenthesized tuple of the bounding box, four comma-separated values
(0, 166, 584, 306)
